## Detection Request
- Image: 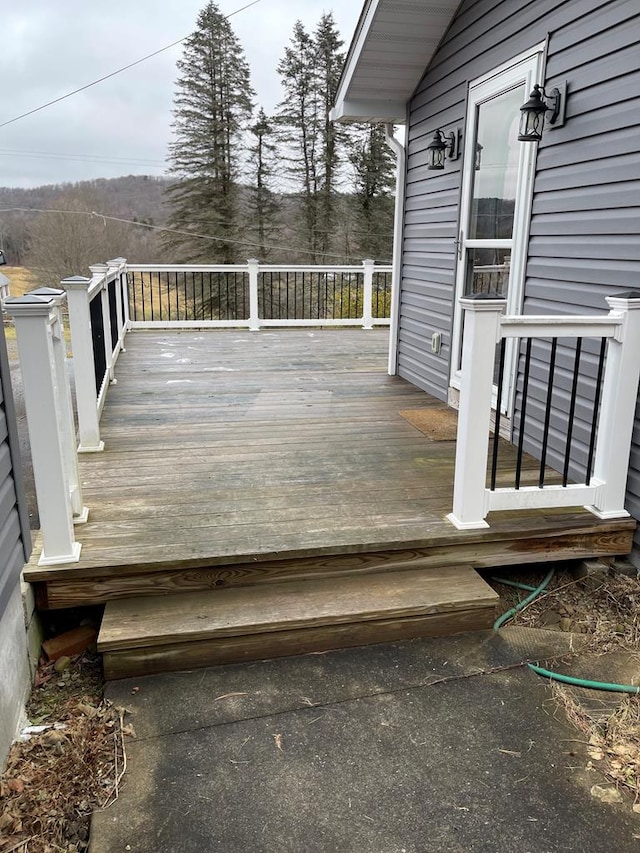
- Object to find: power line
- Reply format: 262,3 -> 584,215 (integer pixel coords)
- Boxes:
0,0 -> 263,130
0,148 -> 166,168
0,207 -> 391,264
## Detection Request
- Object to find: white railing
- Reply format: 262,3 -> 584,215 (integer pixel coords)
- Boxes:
62,258 -> 129,453
4,289 -> 88,565
448,293 -> 640,529
126,259 -> 392,330
6,257 -> 392,565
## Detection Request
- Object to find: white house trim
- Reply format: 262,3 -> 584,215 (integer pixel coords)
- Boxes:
332,0 -> 459,124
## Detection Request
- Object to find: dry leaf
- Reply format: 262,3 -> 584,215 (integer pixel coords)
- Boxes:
590,784 -> 623,804
273,733 -> 283,751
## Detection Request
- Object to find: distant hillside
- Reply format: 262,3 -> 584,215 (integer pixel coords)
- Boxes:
0,175 -> 173,265
0,174 -> 173,224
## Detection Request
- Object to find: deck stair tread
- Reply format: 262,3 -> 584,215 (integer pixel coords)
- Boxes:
98,565 -> 499,662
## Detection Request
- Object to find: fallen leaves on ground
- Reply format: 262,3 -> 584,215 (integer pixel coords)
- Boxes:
0,653 -> 127,853
491,567 -> 640,807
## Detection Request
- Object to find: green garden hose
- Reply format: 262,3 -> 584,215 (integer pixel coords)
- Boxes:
526,664 -> 640,694
492,568 -> 555,631
491,569 -> 640,695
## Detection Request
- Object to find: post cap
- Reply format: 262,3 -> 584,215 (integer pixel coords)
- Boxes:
29,287 -> 65,297
28,287 -> 67,307
459,292 -> 507,312
61,275 -> 91,283
607,290 -> 640,302
4,294 -> 57,317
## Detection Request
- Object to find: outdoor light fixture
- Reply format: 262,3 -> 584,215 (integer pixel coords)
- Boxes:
427,128 -> 461,170
518,82 -> 566,142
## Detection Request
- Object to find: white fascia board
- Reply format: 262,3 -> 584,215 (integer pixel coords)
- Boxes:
330,99 -> 407,124
333,0 -> 381,122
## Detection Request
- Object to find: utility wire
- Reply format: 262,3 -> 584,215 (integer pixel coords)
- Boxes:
0,207 -> 391,264
0,148 -> 166,168
0,0 -> 263,130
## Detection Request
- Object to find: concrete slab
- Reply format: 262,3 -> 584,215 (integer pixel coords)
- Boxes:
91,631 -> 637,853
104,627 -> 583,740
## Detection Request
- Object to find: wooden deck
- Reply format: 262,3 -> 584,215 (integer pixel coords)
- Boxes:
26,328 -> 635,611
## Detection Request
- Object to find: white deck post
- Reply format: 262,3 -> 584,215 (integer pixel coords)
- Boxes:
362,259 -> 374,329
247,258 -> 260,331
62,274 -> 104,452
587,292 -> 640,519
4,292 -> 83,565
447,295 -> 506,529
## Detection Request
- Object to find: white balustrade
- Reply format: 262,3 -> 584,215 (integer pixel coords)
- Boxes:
125,259 -> 392,329
62,259 -> 129,452
448,292 -> 640,529
4,289 -> 87,566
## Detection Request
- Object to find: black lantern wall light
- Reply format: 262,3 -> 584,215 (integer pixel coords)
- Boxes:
518,81 -> 567,142
426,127 -> 461,170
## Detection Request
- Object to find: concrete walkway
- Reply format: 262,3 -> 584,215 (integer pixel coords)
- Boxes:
91,628 -> 638,852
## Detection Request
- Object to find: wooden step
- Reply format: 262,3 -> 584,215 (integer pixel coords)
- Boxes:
98,565 -> 500,679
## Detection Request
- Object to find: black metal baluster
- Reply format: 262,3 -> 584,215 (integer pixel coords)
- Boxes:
173,271 -> 177,320
490,338 -> 507,491
586,337 -> 607,486
132,272 -> 138,321
149,272 -> 155,321
562,338 -> 583,487
332,274 -> 337,319
108,279 -> 118,350
515,337 -> 533,490
538,338 -> 558,488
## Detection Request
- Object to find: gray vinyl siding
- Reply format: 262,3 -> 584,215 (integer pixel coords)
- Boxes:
514,0 -> 640,534
0,324 -> 30,619
399,0 -> 640,537
398,0 -> 638,397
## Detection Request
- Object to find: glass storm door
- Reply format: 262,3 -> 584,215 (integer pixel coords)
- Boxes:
451,49 -> 543,414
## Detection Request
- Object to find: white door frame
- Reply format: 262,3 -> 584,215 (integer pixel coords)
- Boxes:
450,44 -> 545,417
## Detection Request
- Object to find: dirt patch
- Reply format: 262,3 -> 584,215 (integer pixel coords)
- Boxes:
489,564 -> 640,806
0,653 -> 128,853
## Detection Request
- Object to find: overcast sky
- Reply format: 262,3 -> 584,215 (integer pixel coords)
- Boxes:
1,0 -> 362,188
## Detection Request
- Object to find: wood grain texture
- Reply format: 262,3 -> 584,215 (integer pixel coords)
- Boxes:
23,329 -> 635,608
98,565 -> 499,651
101,606 -> 497,680
43,527 -> 633,609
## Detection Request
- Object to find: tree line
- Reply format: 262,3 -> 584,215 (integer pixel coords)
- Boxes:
164,2 -> 395,265
0,2 -> 395,284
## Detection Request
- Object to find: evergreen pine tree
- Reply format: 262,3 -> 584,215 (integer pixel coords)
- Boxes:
276,13 -> 347,262
247,108 -> 279,260
165,2 -> 254,264
313,13 -> 346,259
276,21 -> 319,260
349,124 -> 396,261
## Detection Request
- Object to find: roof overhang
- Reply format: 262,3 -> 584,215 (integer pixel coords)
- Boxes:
331,0 -> 460,123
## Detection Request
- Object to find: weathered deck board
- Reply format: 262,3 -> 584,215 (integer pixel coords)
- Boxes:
99,565 -> 500,678
24,329 -> 635,608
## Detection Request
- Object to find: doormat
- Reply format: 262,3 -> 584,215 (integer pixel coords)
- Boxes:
399,407 -> 458,441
